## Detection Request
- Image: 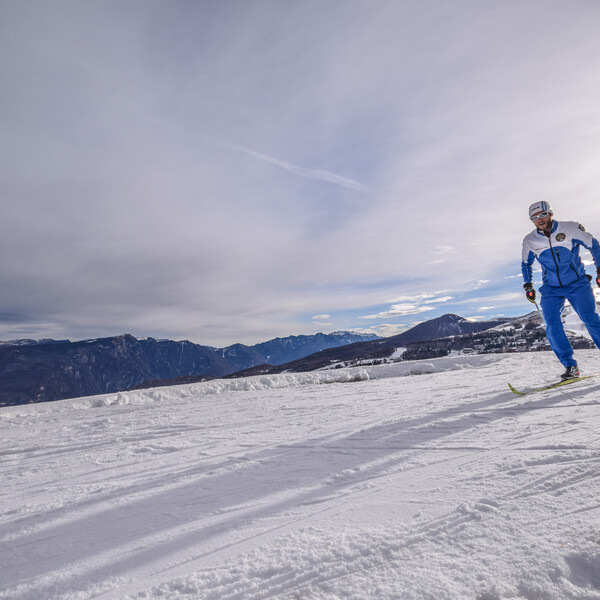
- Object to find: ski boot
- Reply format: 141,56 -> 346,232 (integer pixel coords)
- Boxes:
561,365 -> 580,380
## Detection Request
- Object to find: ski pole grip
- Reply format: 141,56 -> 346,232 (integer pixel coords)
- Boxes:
523,283 -> 536,303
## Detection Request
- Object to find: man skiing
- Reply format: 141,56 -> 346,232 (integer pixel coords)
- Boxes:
522,201 -> 600,379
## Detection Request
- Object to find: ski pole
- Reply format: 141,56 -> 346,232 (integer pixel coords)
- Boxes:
533,300 -> 545,325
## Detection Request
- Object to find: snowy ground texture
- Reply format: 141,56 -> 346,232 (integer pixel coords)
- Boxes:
2,350 -> 600,600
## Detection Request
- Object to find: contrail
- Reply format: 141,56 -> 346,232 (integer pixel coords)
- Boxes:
140,116 -> 372,193
228,143 -> 372,194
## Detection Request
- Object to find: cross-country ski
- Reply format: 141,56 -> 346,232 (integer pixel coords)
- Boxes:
508,373 -> 598,396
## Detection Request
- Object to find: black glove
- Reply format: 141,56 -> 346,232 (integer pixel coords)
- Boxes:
597,268 -> 600,287
523,282 -> 536,303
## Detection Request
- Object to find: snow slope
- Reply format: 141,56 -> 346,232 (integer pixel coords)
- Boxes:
2,351 -> 600,600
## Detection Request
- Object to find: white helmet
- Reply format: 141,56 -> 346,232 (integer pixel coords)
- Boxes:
528,201 -> 553,218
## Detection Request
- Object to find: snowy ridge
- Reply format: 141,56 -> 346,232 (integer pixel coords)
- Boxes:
2,351 -> 600,599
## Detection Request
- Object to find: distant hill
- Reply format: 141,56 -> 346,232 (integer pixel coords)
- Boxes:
137,314 -> 514,384
228,310 -> 595,377
0,331 -> 378,406
225,314 -> 511,375
215,331 -> 378,371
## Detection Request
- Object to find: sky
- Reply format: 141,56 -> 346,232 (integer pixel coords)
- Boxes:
2,0 -> 600,347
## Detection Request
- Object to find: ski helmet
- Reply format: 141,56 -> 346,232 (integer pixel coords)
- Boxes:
528,201 -> 553,218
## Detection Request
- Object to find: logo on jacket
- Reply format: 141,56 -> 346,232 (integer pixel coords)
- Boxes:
556,233 -> 566,242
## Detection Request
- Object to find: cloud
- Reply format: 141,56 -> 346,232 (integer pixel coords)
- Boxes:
2,1 -> 600,345
356,324 -> 409,337
423,296 -> 454,304
386,292 -> 449,304
359,304 -> 436,320
455,292 -> 523,305
359,292 -> 454,320
312,314 -> 331,320
430,245 -> 456,264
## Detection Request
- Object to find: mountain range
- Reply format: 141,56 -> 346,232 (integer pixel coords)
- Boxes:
142,311 -> 595,382
0,331 -> 376,407
223,313 -> 512,376
2,310 -> 594,407
246,309 -> 594,376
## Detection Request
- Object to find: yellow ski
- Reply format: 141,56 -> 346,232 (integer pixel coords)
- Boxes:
508,374 -> 597,396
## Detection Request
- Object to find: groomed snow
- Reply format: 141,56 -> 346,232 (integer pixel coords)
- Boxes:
2,351 -> 600,599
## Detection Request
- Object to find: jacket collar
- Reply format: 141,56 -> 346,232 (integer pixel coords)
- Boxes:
536,220 -> 558,236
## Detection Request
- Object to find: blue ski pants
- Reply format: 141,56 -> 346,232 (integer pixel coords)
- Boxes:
540,276 -> 600,367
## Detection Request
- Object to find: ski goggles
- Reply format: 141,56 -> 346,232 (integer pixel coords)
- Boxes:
530,210 -> 551,222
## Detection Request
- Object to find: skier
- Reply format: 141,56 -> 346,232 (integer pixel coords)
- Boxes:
521,201 -> 600,379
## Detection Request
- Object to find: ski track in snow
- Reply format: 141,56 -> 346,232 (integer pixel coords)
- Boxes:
2,352 -> 600,599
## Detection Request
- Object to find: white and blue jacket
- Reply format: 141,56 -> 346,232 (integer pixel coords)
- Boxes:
521,220 -> 600,288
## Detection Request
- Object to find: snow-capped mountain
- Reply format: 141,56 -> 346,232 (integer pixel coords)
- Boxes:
0,338 -> 69,346
219,331 -> 379,371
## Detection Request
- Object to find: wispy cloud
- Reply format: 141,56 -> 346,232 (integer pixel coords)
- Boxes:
454,292 -> 522,305
386,292 -> 450,304
359,304 -> 436,320
360,292 -> 454,320
430,245 -> 456,264
356,323 -> 410,337
228,143 -> 373,193
423,296 -> 454,304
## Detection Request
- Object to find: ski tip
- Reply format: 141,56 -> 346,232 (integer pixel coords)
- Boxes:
508,383 -> 526,395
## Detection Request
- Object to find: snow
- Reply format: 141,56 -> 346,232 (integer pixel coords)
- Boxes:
2,351 -> 600,600
390,347 -> 407,360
